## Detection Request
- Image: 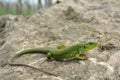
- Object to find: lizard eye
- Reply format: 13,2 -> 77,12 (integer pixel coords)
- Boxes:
89,42 -> 93,45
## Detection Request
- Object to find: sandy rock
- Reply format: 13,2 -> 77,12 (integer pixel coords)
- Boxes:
0,0 -> 120,80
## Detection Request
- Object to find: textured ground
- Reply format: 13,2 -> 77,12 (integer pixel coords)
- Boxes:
0,0 -> 120,80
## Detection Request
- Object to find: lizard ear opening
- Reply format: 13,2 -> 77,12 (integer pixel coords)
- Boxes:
88,42 -> 95,45
84,45 -> 86,48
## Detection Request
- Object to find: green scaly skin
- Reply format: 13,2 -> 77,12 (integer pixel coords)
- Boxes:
8,42 -> 98,76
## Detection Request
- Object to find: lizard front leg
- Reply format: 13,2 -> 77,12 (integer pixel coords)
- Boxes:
75,54 -> 88,60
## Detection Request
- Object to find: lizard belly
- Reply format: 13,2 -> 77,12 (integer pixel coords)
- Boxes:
51,50 -> 79,60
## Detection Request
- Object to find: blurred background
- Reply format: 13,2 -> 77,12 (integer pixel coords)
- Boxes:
0,0 -> 58,16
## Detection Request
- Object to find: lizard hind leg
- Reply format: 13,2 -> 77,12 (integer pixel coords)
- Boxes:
46,52 -> 54,61
56,45 -> 66,49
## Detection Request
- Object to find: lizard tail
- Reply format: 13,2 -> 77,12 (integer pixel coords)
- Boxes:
9,47 -> 49,63
9,62 -> 57,76
8,48 -> 57,76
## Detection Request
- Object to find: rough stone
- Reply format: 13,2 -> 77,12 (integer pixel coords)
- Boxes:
0,0 -> 120,80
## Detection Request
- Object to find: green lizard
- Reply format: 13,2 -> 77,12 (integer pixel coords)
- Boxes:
9,42 -> 98,76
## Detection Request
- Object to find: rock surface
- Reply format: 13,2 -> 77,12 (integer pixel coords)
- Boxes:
0,0 -> 120,80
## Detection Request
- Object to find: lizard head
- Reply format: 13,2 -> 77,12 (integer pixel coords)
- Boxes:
83,42 -> 98,52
